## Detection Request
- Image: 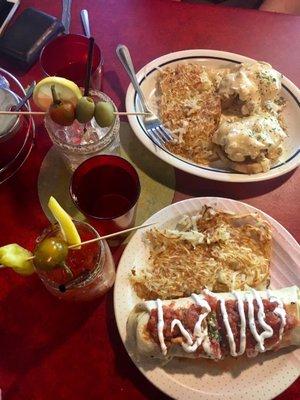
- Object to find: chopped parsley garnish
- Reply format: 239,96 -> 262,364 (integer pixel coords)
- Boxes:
208,312 -> 220,342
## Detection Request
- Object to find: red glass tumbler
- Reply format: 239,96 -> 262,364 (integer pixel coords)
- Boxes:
40,34 -> 103,89
70,155 -> 141,245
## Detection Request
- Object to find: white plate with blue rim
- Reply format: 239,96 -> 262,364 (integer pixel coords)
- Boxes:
125,49 -> 300,183
113,197 -> 300,400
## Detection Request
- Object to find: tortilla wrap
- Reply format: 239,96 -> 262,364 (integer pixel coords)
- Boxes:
127,286 -> 300,359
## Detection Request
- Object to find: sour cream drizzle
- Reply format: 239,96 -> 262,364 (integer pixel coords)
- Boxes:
171,320 -> 193,345
246,290 -> 273,353
156,299 -> 167,355
267,289 -> 287,342
180,294 -> 212,355
153,289 -> 286,357
191,294 -> 211,337
219,297 -> 237,356
233,291 -> 247,355
205,289 -> 247,356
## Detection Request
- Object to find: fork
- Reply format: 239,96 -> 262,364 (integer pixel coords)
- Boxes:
116,44 -> 174,146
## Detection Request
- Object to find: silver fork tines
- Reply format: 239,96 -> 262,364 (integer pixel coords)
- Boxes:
148,127 -> 172,145
144,113 -> 174,145
116,44 -> 174,147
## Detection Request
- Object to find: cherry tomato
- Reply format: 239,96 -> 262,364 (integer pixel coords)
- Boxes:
49,85 -> 76,126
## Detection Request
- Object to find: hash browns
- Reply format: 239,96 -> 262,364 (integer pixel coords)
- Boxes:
131,207 -> 272,300
158,64 -> 222,164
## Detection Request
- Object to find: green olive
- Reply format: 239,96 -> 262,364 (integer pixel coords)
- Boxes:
94,101 -> 115,128
76,96 -> 95,123
33,237 -> 68,271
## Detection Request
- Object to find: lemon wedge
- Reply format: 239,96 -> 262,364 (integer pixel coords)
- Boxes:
0,244 -> 35,275
48,196 -> 81,247
33,77 -> 82,111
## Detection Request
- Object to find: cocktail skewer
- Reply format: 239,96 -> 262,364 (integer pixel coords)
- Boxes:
69,222 -> 154,249
0,111 -> 46,115
115,111 -> 150,116
0,110 -> 151,116
26,222 -> 154,260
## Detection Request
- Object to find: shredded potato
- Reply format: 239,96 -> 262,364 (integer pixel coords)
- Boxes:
158,64 -> 222,164
131,207 -> 271,300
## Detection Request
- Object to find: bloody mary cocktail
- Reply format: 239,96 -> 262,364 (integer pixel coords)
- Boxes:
36,220 -> 115,301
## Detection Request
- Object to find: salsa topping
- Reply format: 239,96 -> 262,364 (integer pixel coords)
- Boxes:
146,289 -> 296,359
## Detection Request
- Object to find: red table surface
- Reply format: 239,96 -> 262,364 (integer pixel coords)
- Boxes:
0,1 -> 299,399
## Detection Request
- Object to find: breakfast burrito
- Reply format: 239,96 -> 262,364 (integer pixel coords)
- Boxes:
127,286 -> 300,360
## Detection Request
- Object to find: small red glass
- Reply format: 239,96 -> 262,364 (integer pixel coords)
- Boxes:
40,34 -> 103,89
70,155 -> 141,245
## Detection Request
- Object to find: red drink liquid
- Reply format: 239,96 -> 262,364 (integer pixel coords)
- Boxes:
36,221 -> 115,301
74,165 -> 137,218
39,224 -> 99,283
94,193 -> 131,218
55,62 -> 95,89
40,34 -> 102,89
70,156 -> 141,243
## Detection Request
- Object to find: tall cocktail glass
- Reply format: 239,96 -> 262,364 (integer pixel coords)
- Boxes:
35,221 -> 115,301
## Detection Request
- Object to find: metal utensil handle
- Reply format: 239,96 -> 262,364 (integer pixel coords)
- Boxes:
116,44 -> 149,112
14,81 -> 36,111
62,0 -> 72,34
0,75 -> 9,89
80,9 -> 91,38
